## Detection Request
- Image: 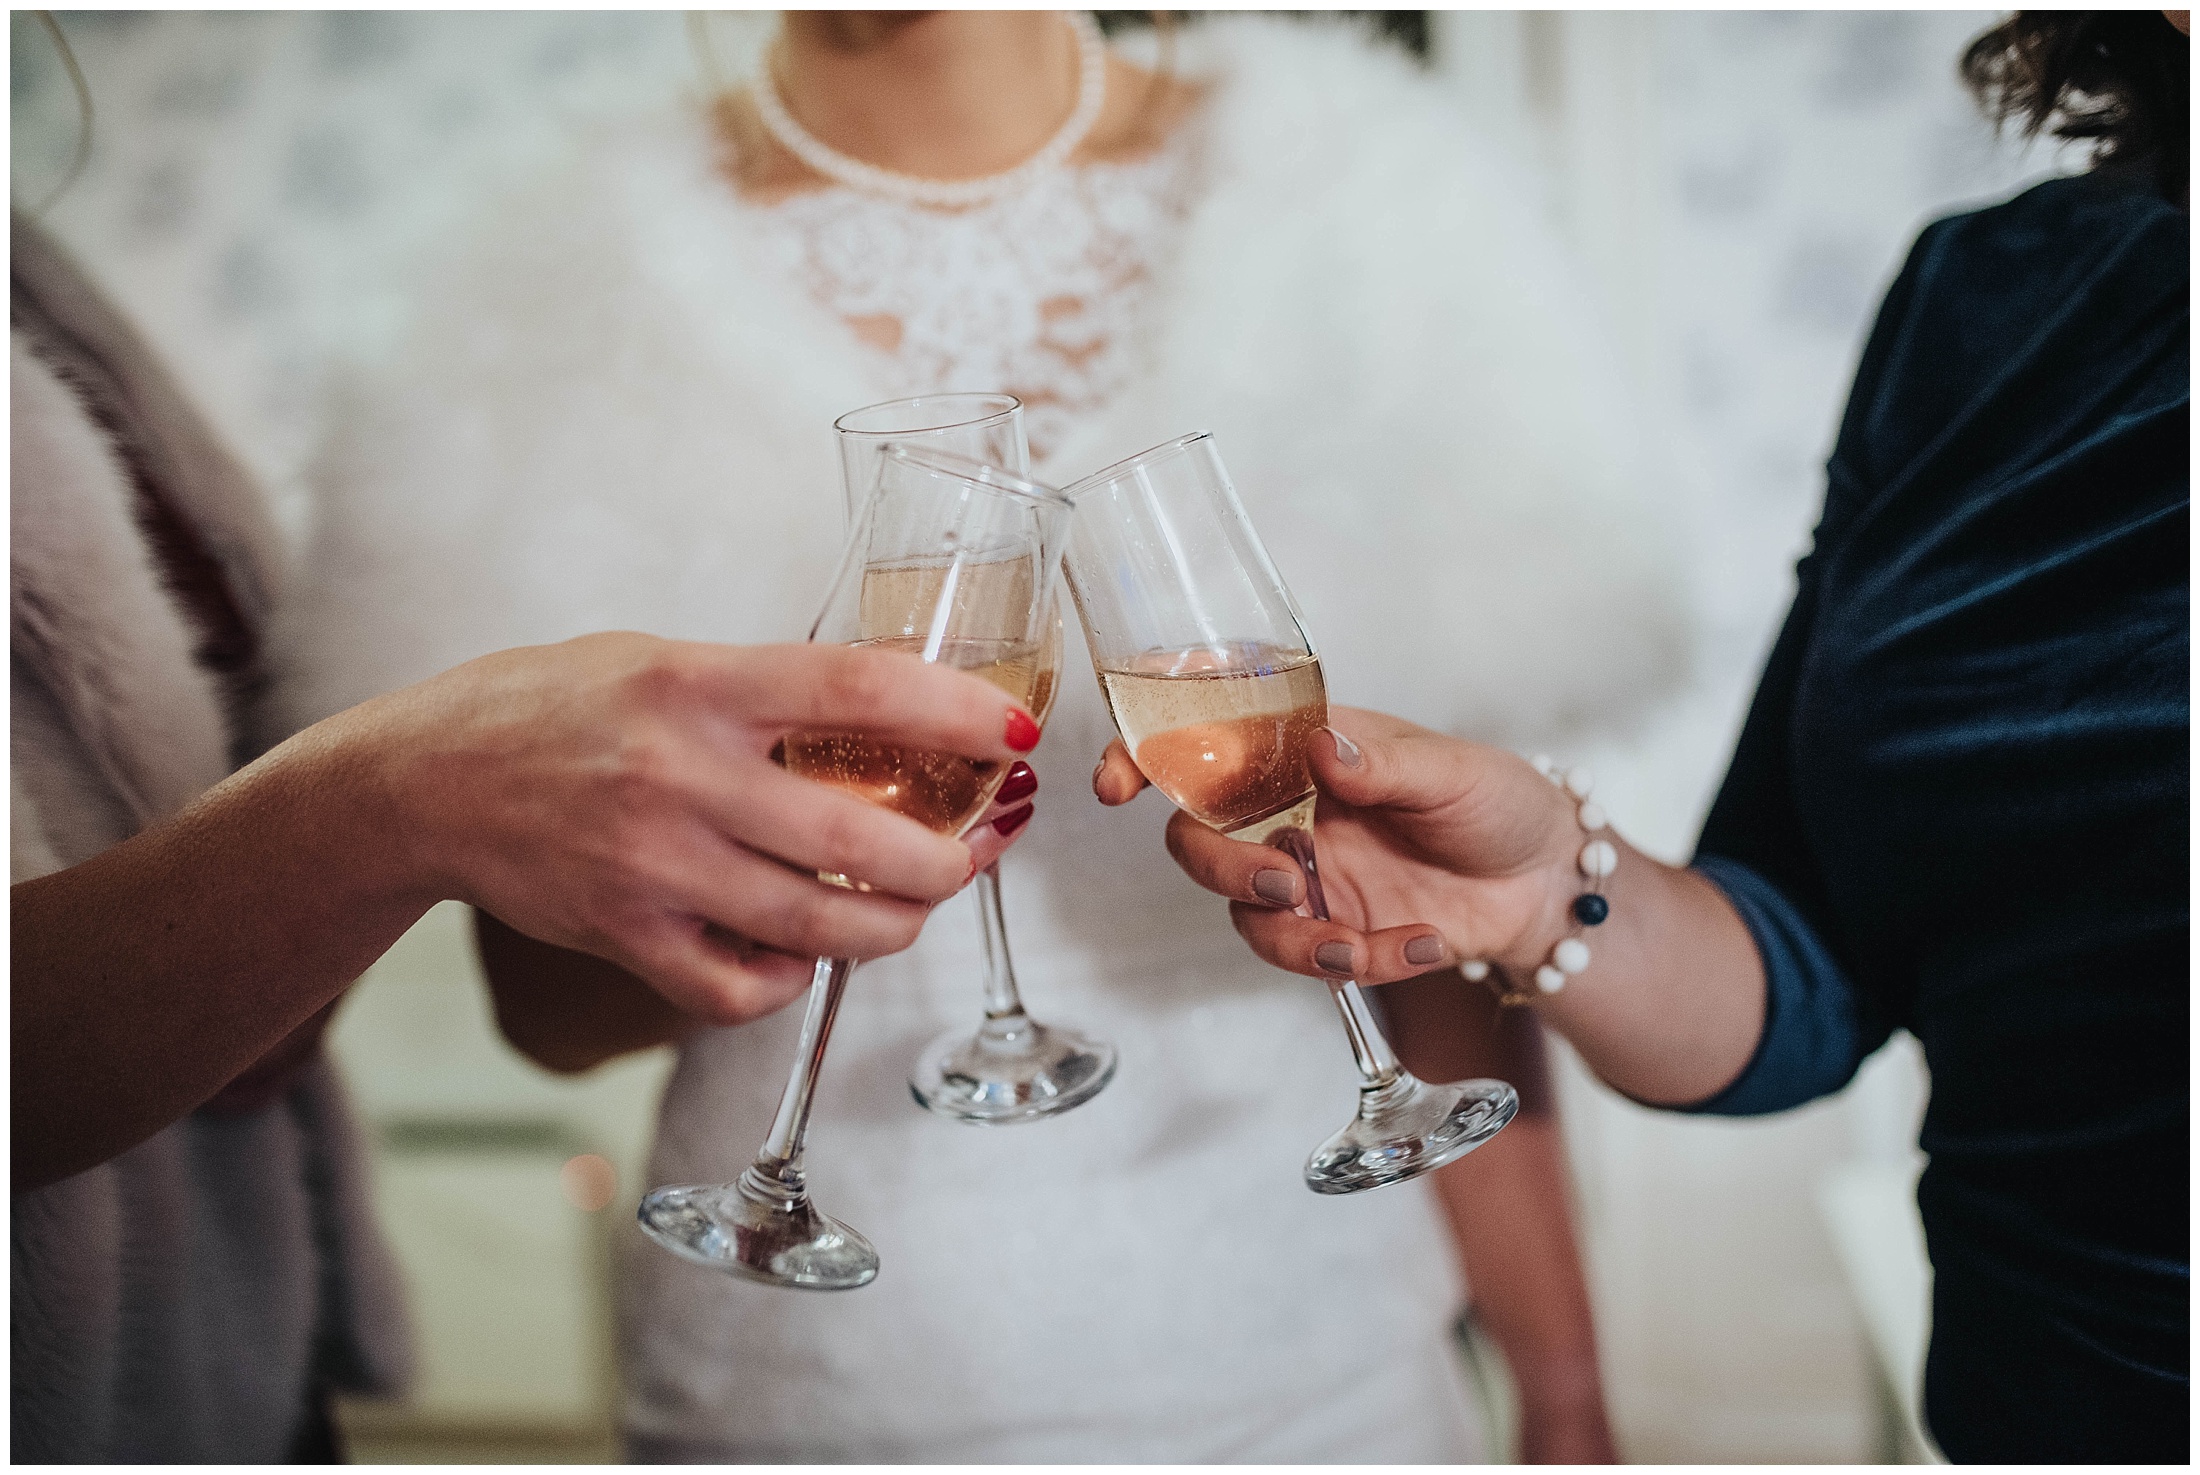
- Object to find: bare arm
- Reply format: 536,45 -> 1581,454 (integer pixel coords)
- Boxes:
15,634 -> 1037,1188
1100,708 -> 1766,1111
14,726 -> 440,1188
1382,977 -> 1617,1463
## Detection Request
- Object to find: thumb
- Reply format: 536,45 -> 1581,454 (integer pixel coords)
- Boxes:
1308,712 -> 1481,815
1311,713 -> 1572,876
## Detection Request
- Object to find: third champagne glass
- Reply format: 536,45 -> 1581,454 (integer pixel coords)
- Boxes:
636,447 -> 1070,1286
1061,432 -> 1519,1194
835,395 -> 1117,1125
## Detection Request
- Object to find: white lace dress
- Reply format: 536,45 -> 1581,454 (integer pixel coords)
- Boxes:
752,126 -> 1200,466
618,113 -> 1488,1469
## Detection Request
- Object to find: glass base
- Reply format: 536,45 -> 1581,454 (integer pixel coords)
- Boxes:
908,1014 -> 1118,1125
636,1168 -> 878,1290
1304,1075 -> 1519,1195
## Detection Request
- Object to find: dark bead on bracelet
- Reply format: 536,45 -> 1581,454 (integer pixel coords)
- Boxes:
1572,893 -> 1609,926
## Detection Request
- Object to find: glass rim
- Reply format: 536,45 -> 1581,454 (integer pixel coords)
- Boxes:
833,392 -> 1023,440
1061,430 -> 1215,501
881,443 -> 1072,511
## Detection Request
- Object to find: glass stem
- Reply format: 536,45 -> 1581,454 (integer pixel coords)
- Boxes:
1271,826 -> 1405,1091
974,863 -> 1029,1022
745,955 -> 855,1203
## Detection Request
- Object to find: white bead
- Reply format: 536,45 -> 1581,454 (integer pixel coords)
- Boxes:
1459,960 -> 1491,982
1531,753 -> 1555,778
1578,801 -> 1608,832
1564,767 -> 1595,799
1579,839 -> 1618,878
1535,965 -> 1568,994
1553,937 -> 1591,974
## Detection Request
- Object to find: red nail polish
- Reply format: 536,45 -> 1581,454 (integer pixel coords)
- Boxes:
991,803 -> 1035,838
1004,708 -> 1040,753
996,761 -> 1038,804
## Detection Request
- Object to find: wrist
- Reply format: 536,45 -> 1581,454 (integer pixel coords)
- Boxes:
1474,757 -> 1619,995
294,695 -> 457,915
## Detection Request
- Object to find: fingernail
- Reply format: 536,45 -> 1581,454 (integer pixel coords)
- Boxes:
1252,869 -> 1300,907
1405,935 -> 1447,966
1315,942 -> 1357,977
997,761 -> 1038,804
1005,708 -> 1041,753
991,803 -> 1034,838
1323,726 -> 1362,767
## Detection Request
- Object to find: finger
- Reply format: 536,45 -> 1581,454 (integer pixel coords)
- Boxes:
1226,901 -> 1374,981
616,916 -> 818,1027
1093,739 -> 1149,806
1163,809 -> 1304,908
704,755 -> 976,902
957,759 -> 1040,877
1313,710 -> 1566,870
1229,911 -> 1453,986
1358,923 -> 1458,983
1309,710 -> 1494,815
962,799 -> 1035,875
992,759 -> 1040,810
705,642 -> 1038,761
647,820 -> 937,962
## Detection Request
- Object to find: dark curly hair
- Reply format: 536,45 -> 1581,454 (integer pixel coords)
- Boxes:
1961,11 -> 2189,200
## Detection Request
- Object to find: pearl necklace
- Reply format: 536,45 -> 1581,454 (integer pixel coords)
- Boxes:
754,11 -> 1109,210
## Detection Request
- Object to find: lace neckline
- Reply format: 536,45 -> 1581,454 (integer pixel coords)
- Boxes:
744,129 -> 1201,464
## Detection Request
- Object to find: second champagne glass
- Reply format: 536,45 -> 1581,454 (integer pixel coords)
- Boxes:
834,395 -> 1117,1125
636,447 -> 1071,1287
1061,432 -> 1519,1195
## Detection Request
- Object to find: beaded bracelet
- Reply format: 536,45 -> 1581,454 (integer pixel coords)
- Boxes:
1461,755 -> 1614,1007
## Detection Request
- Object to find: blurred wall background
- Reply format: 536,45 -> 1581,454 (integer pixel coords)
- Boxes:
12,10 -> 2063,1463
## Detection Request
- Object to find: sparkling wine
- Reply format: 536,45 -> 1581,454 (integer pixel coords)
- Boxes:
849,555 -> 1058,729
785,634 -> 1053,837
857,557 -> 1036,651
1097,643 -> 1327,839
1030,612 -> 1065,726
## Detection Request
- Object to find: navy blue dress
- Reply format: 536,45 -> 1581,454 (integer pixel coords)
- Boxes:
1686,168 -> 2188,1462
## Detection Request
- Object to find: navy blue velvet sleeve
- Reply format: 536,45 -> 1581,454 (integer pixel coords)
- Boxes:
1663,204 -> 1944,1116
1683,856 -> 1880,1115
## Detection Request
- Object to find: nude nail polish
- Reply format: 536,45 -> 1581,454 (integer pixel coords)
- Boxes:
1315,941 -> 1356,977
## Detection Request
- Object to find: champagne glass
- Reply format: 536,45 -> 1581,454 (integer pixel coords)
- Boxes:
637,447 -> 1071,1286
835,395 -> 1117,1125
1060,432 -> 1519,1194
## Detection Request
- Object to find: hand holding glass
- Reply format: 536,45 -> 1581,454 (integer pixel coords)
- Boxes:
1061,432 -> 1518,1194
636,446 -> 1070,1287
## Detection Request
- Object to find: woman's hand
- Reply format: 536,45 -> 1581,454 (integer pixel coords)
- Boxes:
1094,706 -> 1581,983
480,756 -> 1046,1076
1096,703 -> 1767,1108
14,631 -> 1042,1187
346,632 -> 1040,1028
